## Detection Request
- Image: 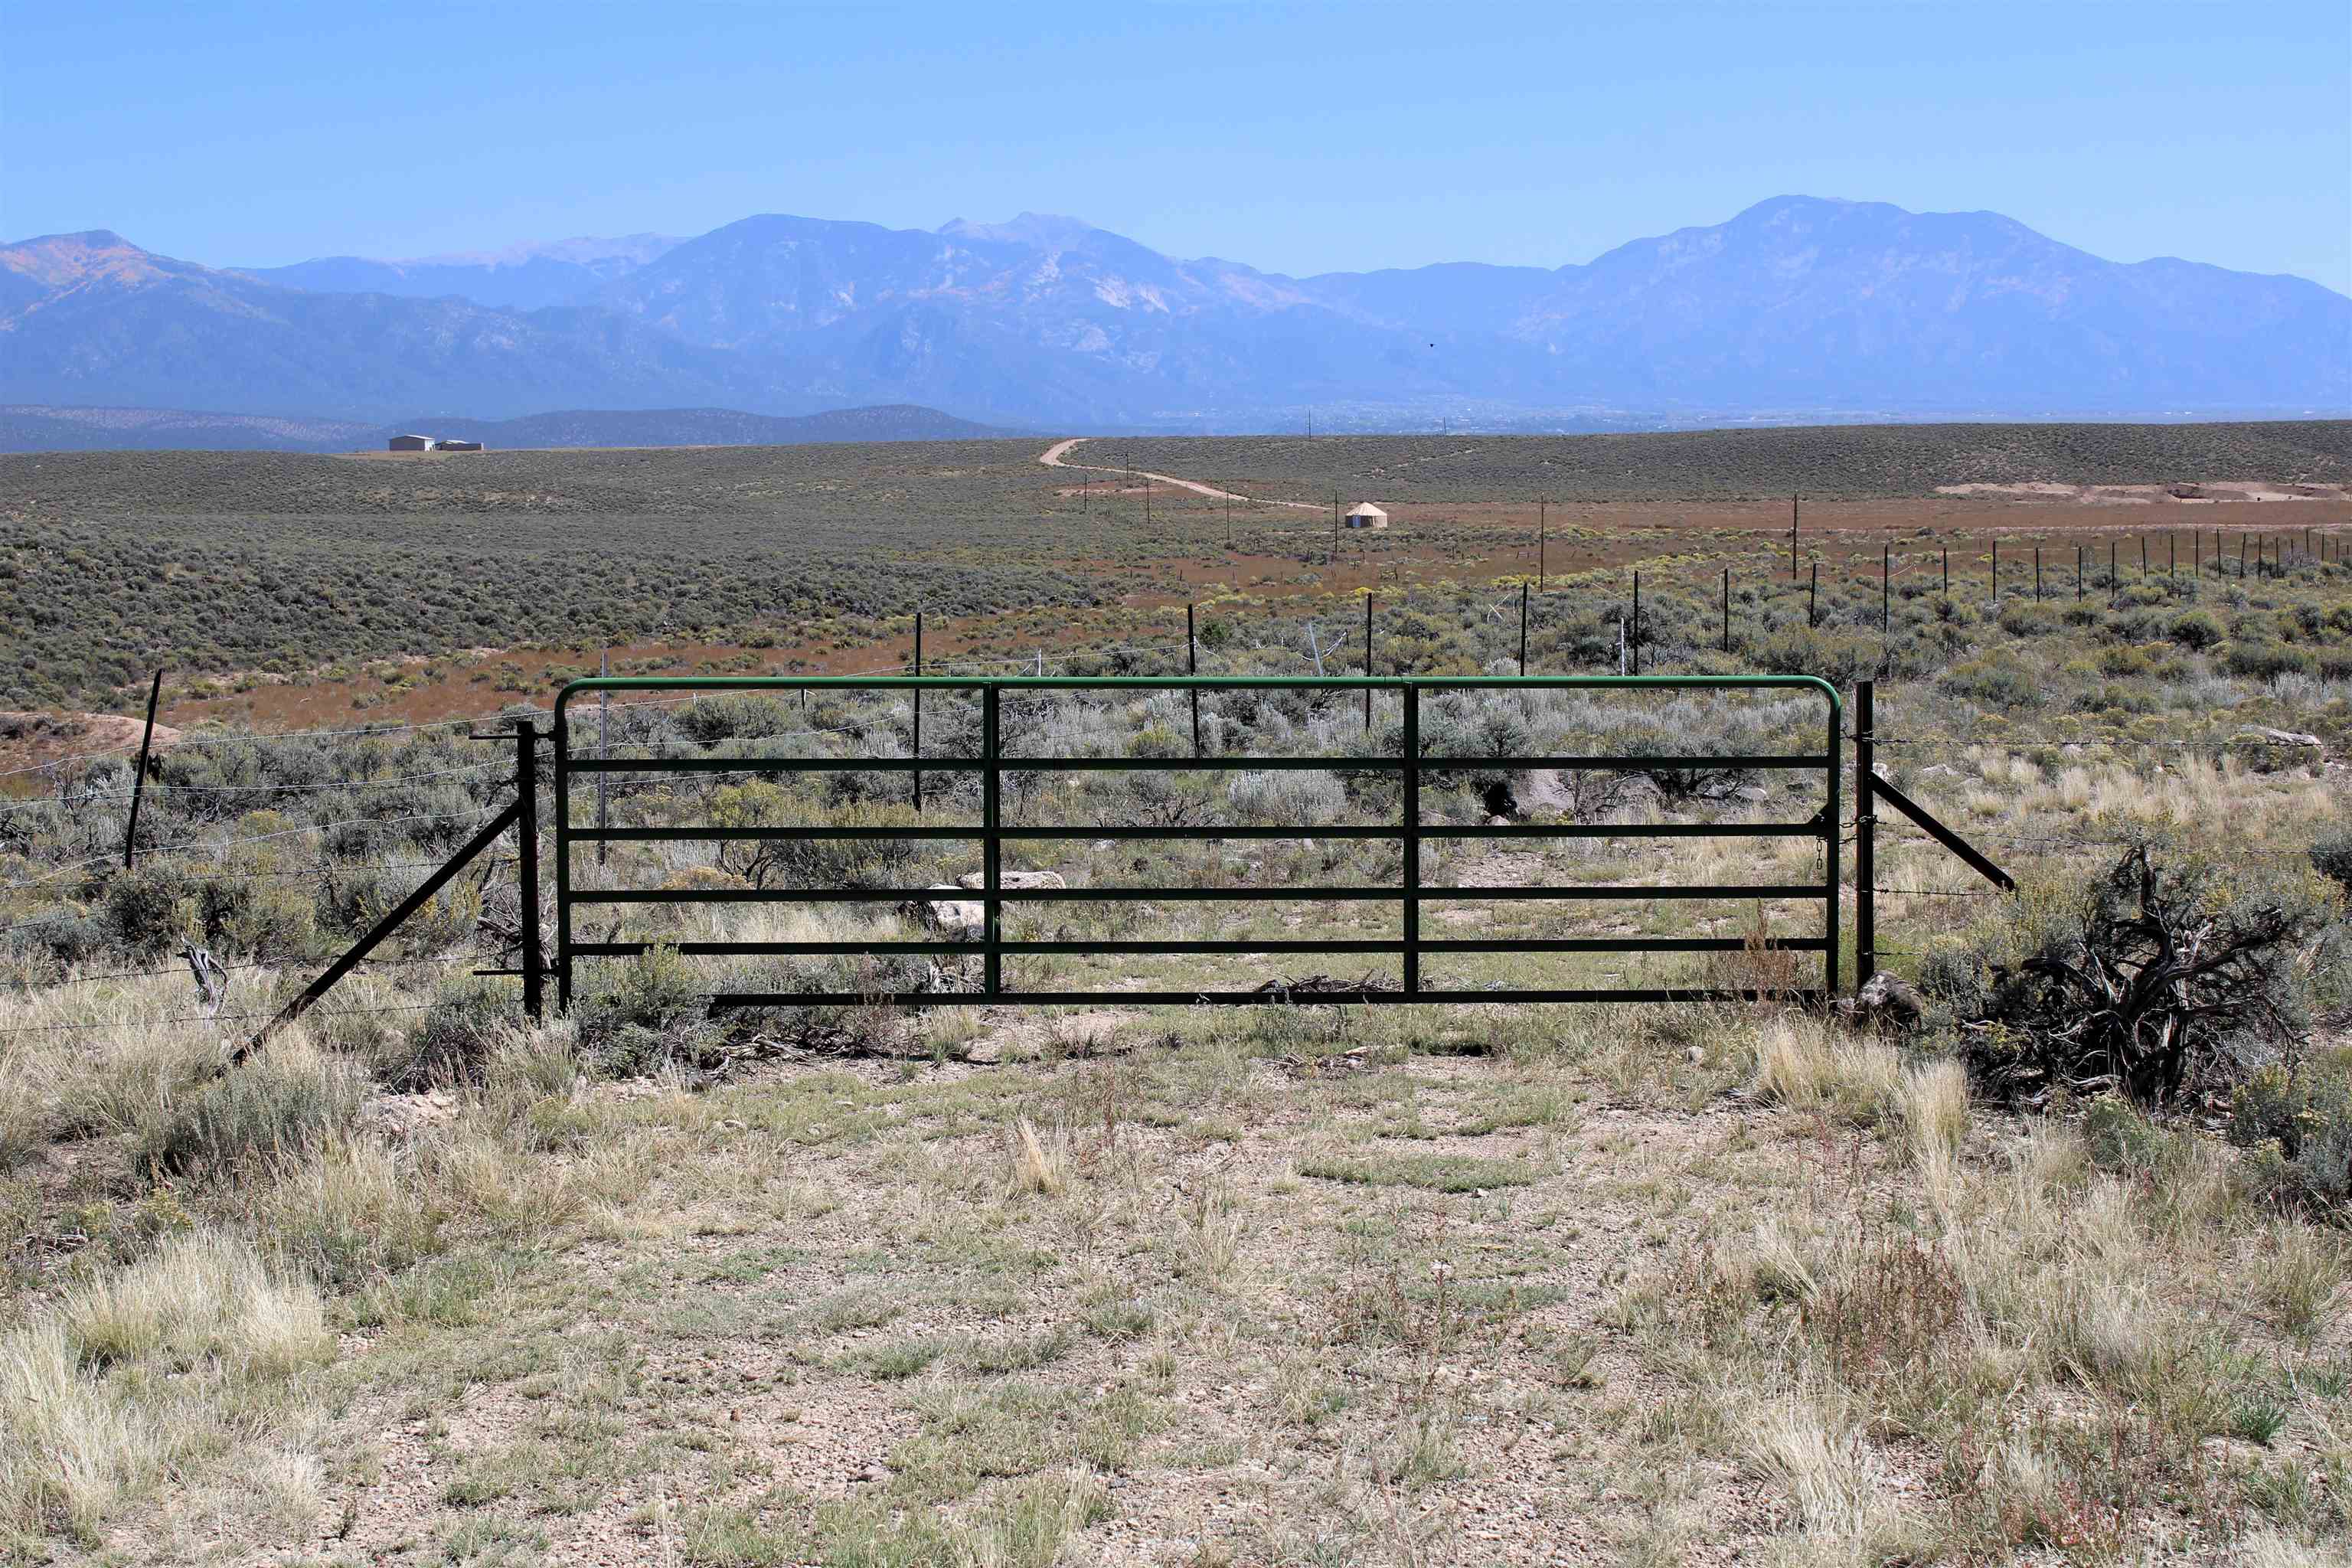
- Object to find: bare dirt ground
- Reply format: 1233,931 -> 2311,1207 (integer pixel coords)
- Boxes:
0,710 -> 181,773
124,1020 -> 1857,1566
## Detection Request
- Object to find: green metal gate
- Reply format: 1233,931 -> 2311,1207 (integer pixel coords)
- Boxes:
551,675 -> 1841,1009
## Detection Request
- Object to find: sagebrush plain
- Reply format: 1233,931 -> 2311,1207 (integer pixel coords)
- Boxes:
2,422 -> 2350,1566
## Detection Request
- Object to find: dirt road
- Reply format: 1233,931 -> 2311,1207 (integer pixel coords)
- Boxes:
1037,436 -> 1321,511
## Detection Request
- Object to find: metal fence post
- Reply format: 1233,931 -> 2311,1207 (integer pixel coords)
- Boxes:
1988,537 -> 1997,609
1187,603 -> 1201,756
124,669 -> 162,871
1723,567 -> 1731,653
1402,684 -> 1420,995
554,701 -> 572,1010
1855,679 -> 1875,997
2034,546 -> 2042,603
1518,583 -> 1529,675
1364,588 -> 1375,731
515,721 -> 544,1024
1808,562 -> 1818,627
1824,686 -> 1842,1001
1630,572 -> 1641,677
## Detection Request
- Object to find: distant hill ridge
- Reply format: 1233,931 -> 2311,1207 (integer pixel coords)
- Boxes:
0,403 -> 1016,453
4,197 -> 2346,428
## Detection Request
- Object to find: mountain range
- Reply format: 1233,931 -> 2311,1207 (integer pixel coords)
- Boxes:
3,198 -> 2344,432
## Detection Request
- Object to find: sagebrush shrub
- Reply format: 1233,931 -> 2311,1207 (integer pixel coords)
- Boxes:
2230,1051 -> 2352,1214
2309,833 -> 2352,898
102,867 -> 197,957
136,1042 -> 363,1181
571,943 -> 715,1076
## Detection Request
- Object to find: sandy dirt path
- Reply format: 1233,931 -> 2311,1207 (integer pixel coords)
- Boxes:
1038,436 -> 1321,510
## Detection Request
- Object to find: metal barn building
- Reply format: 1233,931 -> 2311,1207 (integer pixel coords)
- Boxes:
387,434 -> 435,452
437,439 -> 484,452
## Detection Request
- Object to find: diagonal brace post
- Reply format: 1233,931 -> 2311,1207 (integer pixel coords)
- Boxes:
230,799 -> 521,1067
1871,775 -> 2015,892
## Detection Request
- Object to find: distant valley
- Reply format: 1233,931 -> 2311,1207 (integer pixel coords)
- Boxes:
0,402 -> 1015,454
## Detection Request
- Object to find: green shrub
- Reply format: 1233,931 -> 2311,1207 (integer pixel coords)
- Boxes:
572,944 -> 715,1076
2230,1051 -> 2352,1213
194,875 -> 317,962
2168,610 -> 2223,650
707,786 -> 940,890
387,982 -> 517,1091
2224,642 -> 2317,680
674,693 -> 792,744
2312,834 -> 2352,898
136,1044 -> 364,1181
1940,652 -> 2043,710
5,910 -> 106,968
2082,1096 -> 2173,1174
103,865 -> 198,956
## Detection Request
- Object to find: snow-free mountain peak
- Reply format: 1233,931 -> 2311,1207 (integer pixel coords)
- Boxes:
5,198 -> 2344,427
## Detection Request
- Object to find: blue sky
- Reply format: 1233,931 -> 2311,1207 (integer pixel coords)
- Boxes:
7,0 -> 2347,293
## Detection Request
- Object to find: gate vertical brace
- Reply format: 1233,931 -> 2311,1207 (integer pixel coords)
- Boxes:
982,684 -> 1001,1001
1187,603 -> 1201,756
515,722 -> 544,1024
1630,572 -> 1642,677
554,701 -> 573,1010
912,612 -> 924,815
1855,680 -> 1876,997
1823,687 -> 1842,1002
1402,684 -> 1420,996
596,652 -> 610,865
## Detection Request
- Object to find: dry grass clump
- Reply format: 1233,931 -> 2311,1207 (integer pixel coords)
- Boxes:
1,1231 -> 331,1547
1006,1116 -> 1070,1197
1631,1096 -> 2352,1559
1749,1014 -> 1900,1121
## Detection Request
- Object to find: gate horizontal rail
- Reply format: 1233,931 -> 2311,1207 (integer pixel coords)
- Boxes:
553,675 -> 1841,1010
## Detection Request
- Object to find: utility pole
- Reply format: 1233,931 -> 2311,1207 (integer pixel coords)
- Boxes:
1537,498 -> 1547,592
